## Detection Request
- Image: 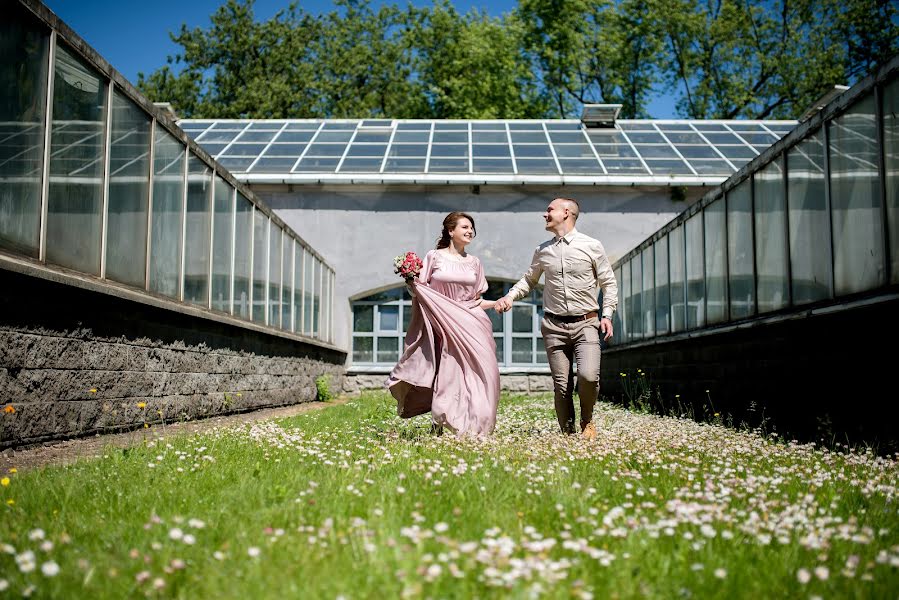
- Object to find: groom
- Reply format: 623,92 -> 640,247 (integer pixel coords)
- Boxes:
495,197 -> 618,440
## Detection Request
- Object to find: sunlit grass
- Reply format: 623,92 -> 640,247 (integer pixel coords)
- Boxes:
1,392 -> 897,598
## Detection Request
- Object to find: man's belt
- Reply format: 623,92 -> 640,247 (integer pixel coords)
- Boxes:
544,310 -> 598,323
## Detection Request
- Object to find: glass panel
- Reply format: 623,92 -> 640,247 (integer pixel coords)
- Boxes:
281,235 -> 291,330
149,128 -> 183,298
641,247 -> 654,338
379,305 -> 399,331
211,175 -> 232,313
884,78 -> 899,283
353,337 -> 373,363
704,199 -> 727,324
512,305 -> 533,332
728,180 -> 755,319
0,8 -> 48,257
511,337 -> 532,363
494,336 -> 504,363
829,93 -> 884,294
252,210 -> 267,322
754,157 -> 788,313
292,244 -> 303,332
313,258 -> 321,337
46,43 -> 106,275
106,90 -> 150,288
630,255 -> 643,339
268,224 -> 282,327
654,237 -> 670,334
233,193 -> 252,318
686,214 -> 705,328
488,309 -> 503,333
515,158 -> 558,174
402,303 -> 412,332
669,225 -> 686,332
183,155 -> 211,306
787,131 -> 832,304
377,337 -> 399,363
304,251 -> 315,334
620,261 -> 630,342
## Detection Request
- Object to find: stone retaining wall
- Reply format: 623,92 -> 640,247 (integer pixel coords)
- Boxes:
343,373 -> 553,395
0,267 -> 346,448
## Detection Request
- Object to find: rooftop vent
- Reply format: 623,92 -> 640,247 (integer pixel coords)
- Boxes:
581,104 -> 622,128
798,85 -> 849,122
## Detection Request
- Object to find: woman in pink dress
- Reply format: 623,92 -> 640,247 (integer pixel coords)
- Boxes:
387,212 -> 500,435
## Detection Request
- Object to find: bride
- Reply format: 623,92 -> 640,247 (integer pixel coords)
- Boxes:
386,211 -> 500,435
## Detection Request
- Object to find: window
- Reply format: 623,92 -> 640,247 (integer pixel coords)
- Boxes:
106,89 -> 151,288
149,128 -> 184,298
46,42 -> 107,275
351,281 -> 545,367
829,92 -> 884,294
788,130 -> 832,304
754,157 -> 789,313
0,6 -> 48,257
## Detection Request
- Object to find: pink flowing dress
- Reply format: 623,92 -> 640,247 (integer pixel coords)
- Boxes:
387,249 -> 500,435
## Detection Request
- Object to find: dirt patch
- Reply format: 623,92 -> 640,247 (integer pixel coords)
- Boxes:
1,398 -> 350,474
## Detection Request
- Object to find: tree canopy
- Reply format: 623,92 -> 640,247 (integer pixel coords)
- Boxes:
137,0 -> 898,120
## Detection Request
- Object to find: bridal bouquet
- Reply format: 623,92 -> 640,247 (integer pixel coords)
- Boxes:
394,251 -> 423,282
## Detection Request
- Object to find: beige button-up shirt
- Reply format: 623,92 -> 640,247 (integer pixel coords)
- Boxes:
509,228 -> 618,318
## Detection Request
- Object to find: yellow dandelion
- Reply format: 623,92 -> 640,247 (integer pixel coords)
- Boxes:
1,477 -> 9,487
6,499 -> 13,506
144,423 -> 149,428
137,402 -> 147,409
89,388 -> 97,394
8,468 -> 16,474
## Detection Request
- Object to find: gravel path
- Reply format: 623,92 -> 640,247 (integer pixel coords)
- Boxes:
1,398 -> 350,473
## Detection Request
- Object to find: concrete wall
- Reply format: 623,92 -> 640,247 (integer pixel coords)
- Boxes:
599,294 -> 899,451
257,183 -> 704,354
0,266 -> 346,448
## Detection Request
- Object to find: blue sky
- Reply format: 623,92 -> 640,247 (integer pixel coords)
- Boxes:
43,0 -> 679,118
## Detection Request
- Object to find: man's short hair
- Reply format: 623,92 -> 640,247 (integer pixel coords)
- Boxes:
556,197 -> 580,221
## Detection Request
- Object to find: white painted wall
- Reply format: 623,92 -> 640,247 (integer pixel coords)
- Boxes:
255,183 -> 705,358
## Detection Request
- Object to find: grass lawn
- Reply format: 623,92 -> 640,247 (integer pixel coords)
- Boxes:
1,391 -> 897,598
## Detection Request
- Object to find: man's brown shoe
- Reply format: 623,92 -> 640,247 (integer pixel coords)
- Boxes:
581,421 -> 597,441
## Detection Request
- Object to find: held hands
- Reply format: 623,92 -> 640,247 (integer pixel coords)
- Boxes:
494,295 -> 514,313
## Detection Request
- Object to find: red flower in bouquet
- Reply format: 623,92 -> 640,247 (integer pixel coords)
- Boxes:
394,251 -> 423,282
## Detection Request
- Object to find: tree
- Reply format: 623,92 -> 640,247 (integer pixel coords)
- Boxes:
655,0 -> 898,119
406,1 -> 549,118
137,0 -> 321,118
308,0 -> 426,118
516,0 -> 666,118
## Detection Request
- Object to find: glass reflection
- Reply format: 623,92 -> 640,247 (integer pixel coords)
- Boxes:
0,7 -> 48,257
787,131 -> 832,304
46,43 -> 106,274
704,199 -> 727,324
727,180 -> 755,319
183,155 -> 211,306
233,193 -> 252,318
149,128 -> 183,298
754,157 -> 788,313
106,90 -> 150,288
211,175 -> 232,313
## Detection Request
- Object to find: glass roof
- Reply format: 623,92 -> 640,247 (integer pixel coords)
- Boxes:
179,119 -> 797,180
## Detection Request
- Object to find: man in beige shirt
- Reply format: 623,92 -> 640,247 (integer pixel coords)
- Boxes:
495,197 -> 618,439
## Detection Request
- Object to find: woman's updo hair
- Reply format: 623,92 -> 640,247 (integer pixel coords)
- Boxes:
435,211 -> 477,249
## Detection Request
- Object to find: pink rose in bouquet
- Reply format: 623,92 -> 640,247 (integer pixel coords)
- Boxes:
394,251 -> 423,282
